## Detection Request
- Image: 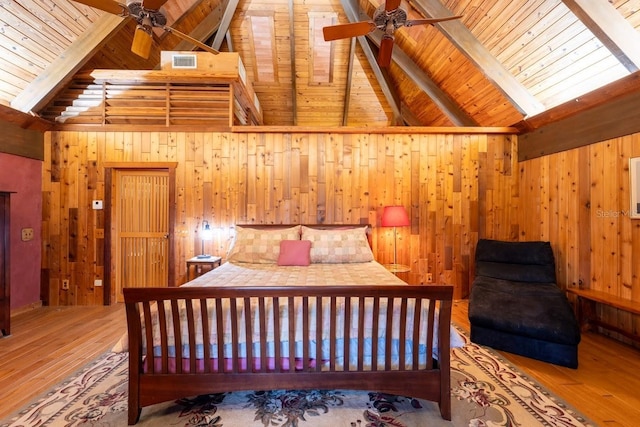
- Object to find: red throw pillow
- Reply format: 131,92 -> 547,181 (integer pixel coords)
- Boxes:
277,240 -> 312,266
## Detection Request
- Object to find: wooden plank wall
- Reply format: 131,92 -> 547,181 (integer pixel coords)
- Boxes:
41,130 -> 518,305
518,132 -> 640,344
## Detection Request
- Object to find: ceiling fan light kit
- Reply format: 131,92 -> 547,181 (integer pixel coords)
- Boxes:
131,24 -> 153,59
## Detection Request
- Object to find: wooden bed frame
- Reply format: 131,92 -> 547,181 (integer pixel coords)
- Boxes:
124,284 -> 453,424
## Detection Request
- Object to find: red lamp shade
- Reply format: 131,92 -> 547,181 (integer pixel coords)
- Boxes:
381,206 -> 410,227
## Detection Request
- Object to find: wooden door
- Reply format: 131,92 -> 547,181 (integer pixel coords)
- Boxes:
113,170 -> 169,302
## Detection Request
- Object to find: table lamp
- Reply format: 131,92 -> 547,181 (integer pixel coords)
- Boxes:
381,205 -> 410,271
197,220 -> 213,258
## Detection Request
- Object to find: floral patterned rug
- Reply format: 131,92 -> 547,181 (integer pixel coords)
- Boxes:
1,328 -> 596,427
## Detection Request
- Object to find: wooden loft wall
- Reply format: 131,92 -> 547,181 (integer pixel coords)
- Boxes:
518,132 -> 640,345
39,52 -> 263,128
41,129 -> 519,305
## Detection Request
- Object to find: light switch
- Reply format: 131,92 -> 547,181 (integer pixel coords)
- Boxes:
92,200 -> 103,210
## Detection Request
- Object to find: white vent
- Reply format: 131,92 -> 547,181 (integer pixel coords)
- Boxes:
172,54 -> 197,69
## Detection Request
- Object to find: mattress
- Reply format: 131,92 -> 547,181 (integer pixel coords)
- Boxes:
116,260 -> 465,369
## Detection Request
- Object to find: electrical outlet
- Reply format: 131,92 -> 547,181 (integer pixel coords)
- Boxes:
426,273 -> 433,282
94,279 -> 103,287
21,227 -> 34,241
62,279 -> 70,290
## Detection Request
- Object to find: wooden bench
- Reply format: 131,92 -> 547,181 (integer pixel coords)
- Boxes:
567,287 -> 640,343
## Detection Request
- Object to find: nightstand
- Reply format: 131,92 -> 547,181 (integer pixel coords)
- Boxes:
186,255 -> 222,281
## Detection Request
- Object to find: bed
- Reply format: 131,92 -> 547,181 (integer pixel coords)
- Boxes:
122,224 -> 462,424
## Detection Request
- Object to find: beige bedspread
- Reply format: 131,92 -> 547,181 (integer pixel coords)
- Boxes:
183,260 -> 407,288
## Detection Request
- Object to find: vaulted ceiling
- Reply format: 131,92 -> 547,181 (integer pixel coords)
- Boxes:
2,0 -> 640,132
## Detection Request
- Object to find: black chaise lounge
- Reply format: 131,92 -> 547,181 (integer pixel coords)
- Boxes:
468,239 -> 581,368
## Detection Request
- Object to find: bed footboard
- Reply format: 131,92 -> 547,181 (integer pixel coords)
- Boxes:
124,285 -> 453,424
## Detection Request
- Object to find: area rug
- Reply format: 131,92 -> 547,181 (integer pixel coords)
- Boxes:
1,328 -> 596,427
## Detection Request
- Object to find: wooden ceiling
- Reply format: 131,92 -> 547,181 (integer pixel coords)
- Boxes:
2,0 -> 640,130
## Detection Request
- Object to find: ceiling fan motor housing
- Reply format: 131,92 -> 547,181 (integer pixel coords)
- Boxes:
127,1 -> 167,27
373,5 -> 408,33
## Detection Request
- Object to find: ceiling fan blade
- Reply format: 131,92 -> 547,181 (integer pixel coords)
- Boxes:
385,0 -> 402,12
131,25 -> 153,59
71,0 -> 128,16
405,15 -> 463,27
378,37 -> 394,67
142,0 -> 170,10
323,21 -> 376,41
162,26 -> 220,55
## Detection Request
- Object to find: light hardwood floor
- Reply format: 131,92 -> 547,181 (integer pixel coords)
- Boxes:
1,300 -> 639,425
0,304 -> 126,421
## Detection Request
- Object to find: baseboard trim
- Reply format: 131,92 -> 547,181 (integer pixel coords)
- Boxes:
11,300 -> 43,317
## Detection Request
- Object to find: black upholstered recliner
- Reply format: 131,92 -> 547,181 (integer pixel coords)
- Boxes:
468,239 -> 581,368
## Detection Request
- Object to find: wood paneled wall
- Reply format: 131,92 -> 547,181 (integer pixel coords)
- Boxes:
41,127 -> 640,344
41,130 -> 518,305
518,132 -> 640,343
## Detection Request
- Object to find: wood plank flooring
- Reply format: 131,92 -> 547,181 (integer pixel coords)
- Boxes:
0,304 -> 126,420
1,300 -> 639,425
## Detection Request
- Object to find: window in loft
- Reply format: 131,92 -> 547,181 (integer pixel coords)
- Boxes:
309,12 -> 336,84
248,13 -> 277,83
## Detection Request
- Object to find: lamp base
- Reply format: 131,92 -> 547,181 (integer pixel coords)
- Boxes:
383,263 -> 411,273
196,254 -> 212,259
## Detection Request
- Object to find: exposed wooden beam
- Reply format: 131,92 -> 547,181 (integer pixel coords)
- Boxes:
518,87 -> 640,160
366,30 -> 477,126
171,4 -> 225,51
0,104 -> 51,132
289,0 -> 297,126
342,37 -> 357,126
336,1 -> 356,125
0,122 -> 44,161
0,105 -> 46,160
343,0 -> 474,125
400,103 -> 424,126
341,0 -> 402,123
10,14 -> 127,114
234,126 -> 517,134
514,70 -> 640,133
211,0 -> 241,51
224,31 -> 234,52
409,0 -> 545,117
169,0 -> 237,54
562,0 -> 640,72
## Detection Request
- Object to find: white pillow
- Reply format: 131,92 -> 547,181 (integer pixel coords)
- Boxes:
301,226 -> 374,263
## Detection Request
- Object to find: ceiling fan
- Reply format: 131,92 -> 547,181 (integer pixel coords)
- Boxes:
72,0 -> 219,59
323,0 -> 461,67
